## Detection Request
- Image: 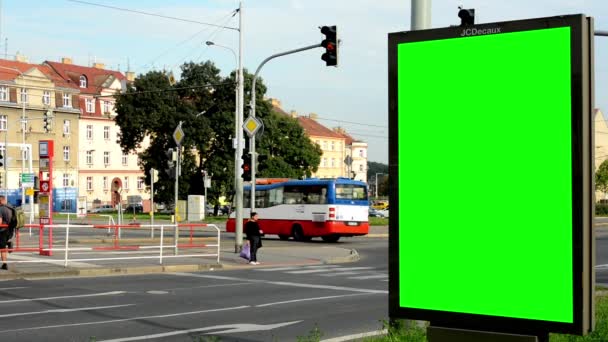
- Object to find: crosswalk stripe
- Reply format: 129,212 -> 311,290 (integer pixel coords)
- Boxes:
348,274 -> 388,280
254,265 -> 339,272
320,271 -> 369,277
286,269 -> 345,274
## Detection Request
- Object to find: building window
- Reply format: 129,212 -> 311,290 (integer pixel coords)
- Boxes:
80,75 -> 87,88
322,141 -> 327,150
123,176 -> 129,190
86,125 -> 93,140
102,176 -> 108,190
63,120 -> 70,135
63,146 -> 70,161
20,88 -> 28,103
316,140 -> 320,146
137,177 -> 144,190
63,93 -> 71,107
86,176 -> 93,191
43,91 -> 51,105
331,141 -> 335,151
122,153 -> 128,166
85,98 -> 94,113
359,164 -> 364,172
359,149 -> 365,157
86,151 -> 93,165
103,152 -> 110,165
103,101 -> 111,114
0,86 -> 8,101
104,126 -> 110,140
63,173 -> 69,187
331,158 -> 335,167
322,158 -> 327,167
0,115 -> 6,131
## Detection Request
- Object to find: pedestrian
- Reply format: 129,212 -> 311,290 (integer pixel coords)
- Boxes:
0,195 -> 12,270
245,211 -> 263,265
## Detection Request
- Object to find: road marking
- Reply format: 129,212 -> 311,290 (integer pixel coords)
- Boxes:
347,274 -> 388,280
321,329 -> 388,342
286,269 -> 348,274
158,282 -> 251,292
0,304 -> 135,318
0,291 -> 126,304
0,305 -> 250,333
254,265 -> 340,272
595,264 -> 608,269
0,287 -> 29,290
98,321 -> 302,342
171,273 -> 388,294
256,293 -> 371,307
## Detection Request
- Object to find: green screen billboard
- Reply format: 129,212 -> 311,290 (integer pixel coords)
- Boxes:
388,14 -> 594,336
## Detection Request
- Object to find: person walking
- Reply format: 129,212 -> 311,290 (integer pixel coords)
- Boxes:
0,195 -> 12,270
245,212 -> 263,265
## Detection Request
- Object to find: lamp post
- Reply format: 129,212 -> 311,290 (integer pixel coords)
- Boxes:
375,173 -> 385,199
0,66 -> 27,210
205,39 -> 243,252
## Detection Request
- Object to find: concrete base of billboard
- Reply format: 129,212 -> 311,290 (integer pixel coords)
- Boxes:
427,326 -> 546,342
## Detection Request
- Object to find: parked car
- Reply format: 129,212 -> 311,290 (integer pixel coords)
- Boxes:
369,207 -> 388,218
123,203 -> 143,213
206,204 -> 215,216
371,201 -> 389,210
88,204 -> 114,213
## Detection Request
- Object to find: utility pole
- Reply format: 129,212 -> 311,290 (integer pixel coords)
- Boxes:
173,121 -> 184,255
411,0 -> 431,30
234,1 -> 245,253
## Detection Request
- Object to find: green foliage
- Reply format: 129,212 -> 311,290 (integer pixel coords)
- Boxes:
596,160 -> 608,195
550,294 -> 608,341
596,203 -> 608,216
364,320 -> 427,342
296,325 -> 323,342
114,62 -> 321,204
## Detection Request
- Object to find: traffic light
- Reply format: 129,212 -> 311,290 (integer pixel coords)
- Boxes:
165,148 -> 176,177
241,153 -> 252,181
320,25 -> 338,67
151,168 -> 159,184
43,110 -> 52,133
458,8 -> 475,26
256,154 -> 268,176
0,152 -> 3,167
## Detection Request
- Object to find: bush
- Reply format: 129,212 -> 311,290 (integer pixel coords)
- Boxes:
596,203 -> 608,216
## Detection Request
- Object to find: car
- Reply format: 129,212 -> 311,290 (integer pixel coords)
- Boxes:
123,203 -> 143,213
371,201 -> 389,210
88,204 -> 115,213
369,207 -> 388,218
206,204 -> 215,216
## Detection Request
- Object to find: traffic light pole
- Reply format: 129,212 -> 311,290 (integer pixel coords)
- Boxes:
247,43 -> 322,211
174,121 -> 182,256
234,1 -> 245,253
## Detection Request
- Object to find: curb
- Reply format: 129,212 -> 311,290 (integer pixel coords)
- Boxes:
366,234 -> 388,238
323,248 -> 360,264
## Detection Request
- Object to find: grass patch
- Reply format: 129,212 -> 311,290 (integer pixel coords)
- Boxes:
369,217 -> 389,226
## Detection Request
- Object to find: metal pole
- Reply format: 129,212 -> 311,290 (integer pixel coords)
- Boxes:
411,0 -> 431,30
248,43 -> 321,213
20,89 -> 25,209
3,119 -> 6,198
174,123 -> 181,255
234,0 -> 245,253
150,168 -> 155,239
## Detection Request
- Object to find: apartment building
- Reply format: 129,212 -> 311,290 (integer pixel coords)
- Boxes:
45,59 -> 147,209
334,127 -> 368,182
0,57 -> 80,209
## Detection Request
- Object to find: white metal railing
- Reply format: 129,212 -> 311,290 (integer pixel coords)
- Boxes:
4,223 -> 221,268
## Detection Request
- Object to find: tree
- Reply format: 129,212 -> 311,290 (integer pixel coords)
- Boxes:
596,160 -> 608,196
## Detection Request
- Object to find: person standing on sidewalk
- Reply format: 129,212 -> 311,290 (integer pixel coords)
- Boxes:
0,195 -> 12,270
245,212 -> 263,265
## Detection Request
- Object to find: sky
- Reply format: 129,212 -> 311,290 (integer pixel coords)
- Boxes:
2,0 -> 608,164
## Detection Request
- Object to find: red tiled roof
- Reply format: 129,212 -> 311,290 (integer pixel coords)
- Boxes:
0,59 -> 78,89
297,116 -> 345,139
333,130 -> 355,145
45,61 -> 125,95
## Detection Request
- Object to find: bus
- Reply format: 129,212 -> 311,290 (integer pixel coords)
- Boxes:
226,178 -> 369,242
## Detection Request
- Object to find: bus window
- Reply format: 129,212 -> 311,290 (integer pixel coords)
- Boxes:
268,187 -> 284,207
255,189 -> 267,208
336,184 -> 368,200
284,186 -> 304,204
243,190 -> 250,208
305,185 -> 328,204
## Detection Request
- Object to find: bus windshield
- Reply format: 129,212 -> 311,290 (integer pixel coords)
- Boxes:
335,184 -> 368,200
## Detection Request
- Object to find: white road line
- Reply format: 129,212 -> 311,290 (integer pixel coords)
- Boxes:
171,273 -> 388,294
254,265 -> 340,272
596,264 -> 608,269
347,274 -> 388,280
0,305 -> 250,333
255,293 -> 371,307
321,329 -> 388,342
0,304 -> 135,318
0,287 -> 29,290
286,269 -> 347,274
158,282 -> 251,292
0,291 -> 126,304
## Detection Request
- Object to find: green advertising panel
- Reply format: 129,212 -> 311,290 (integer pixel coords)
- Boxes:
388,14 -> 594,336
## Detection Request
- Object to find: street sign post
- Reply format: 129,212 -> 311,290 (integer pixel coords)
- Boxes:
388,14 -> 594,338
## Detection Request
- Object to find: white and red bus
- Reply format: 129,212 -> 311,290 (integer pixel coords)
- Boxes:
226,178 -> 369,242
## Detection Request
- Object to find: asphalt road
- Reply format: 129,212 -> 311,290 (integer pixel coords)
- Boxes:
0,237 -> 389,342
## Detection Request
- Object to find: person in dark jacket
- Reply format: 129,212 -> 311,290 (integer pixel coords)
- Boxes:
245,212 -> 263,265
0,195 -> 12,270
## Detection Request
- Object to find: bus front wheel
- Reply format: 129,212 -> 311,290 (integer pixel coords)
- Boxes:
292,225 -> 311,242
321,235 -> 341,243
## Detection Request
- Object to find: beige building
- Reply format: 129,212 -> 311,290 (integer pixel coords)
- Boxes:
0,57 -> 80,210
595,108 -> 608,201
334,127 -> 368,182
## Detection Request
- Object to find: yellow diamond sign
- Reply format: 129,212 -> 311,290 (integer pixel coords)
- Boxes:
243,116 -> 263,137
173,125 -> 185,145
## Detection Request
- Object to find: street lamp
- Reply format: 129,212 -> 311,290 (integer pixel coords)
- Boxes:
206,39 -> 243,252
375,173 -> 385,199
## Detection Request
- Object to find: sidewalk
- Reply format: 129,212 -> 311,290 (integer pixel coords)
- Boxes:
0,230 -> 360,280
